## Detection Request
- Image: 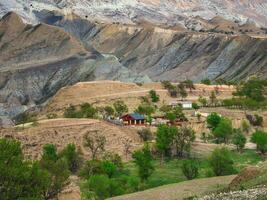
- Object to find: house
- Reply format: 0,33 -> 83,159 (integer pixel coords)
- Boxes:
169,101 -> 193,109
121,113 -> 146,126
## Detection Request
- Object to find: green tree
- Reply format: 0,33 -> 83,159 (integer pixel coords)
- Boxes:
104,106 -> 115,117
165,111 -> 177,123
149,90 -> 160,103
0,139 -> 51,200
64,105 -> 80,118
209,91 -> 217,106
212,118 -> 233,143
198,96 -> 208,107
177,83 -> 188,100
182,160 -> 199,180
136,103 -> 155,116
156,125 -> 177,162
102,160 -> 117,178
113,100 -> 128,116
173,127 -> 196,157
132,144 -> 154,182
80,103 -> 97,118
209,147 -> 235,176
232,129 -> 247,152
251,130 -> 267,154
59,144 -> 83,173
201,79 -> 211,85
207,112 -> 221,130
183,79 -> 195,92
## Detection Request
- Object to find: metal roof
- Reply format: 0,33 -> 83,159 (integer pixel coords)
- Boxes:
129,113 -> 146,120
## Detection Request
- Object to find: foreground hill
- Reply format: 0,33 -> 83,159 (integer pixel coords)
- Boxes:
0,13 -> 149,124
0,118 -> 140,160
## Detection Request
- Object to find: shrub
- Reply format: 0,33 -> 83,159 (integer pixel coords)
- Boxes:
232,129 -> 247,152
103,153 -> 123,171
113,100 -> 128,116
212,117 -> 233,143
79,160 -> 104,178
207,112 -> 221,130
135,103 -> 155,116
149,90 -> 160,103
59,144 -> 83,173
201,79 -> 211,85
182,160 -> 199,180
251,130 -> 267,154
138,128 -> 153,142
132,144 -> 154,181
209,147 -> 235,176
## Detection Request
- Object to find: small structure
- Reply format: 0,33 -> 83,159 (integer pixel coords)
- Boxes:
121,113 -> 146,126
169,101 -> 193,109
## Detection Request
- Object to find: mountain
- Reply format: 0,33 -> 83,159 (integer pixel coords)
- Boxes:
0,12 -> 150,125
1,0 -> 267,29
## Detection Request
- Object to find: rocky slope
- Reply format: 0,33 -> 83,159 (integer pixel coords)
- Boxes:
1,0 -> 267,29
0,12 -> 149,125
48,16 -> 267,82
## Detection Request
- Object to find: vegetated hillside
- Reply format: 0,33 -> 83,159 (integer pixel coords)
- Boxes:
44,81 -> 235,114
50,16 -> 267,82
0,12 -> 150,125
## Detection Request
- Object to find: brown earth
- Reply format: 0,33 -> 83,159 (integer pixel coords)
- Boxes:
0,118 -> 141,160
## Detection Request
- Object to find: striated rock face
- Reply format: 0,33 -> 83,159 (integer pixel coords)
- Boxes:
0,13 -> 150,122
1,0 -> 267,28
50,17 -> 267,82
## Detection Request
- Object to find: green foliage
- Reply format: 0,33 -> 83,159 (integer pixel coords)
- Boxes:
59,144 -> 83,173
192,103 -> 200,110
40,144 -> 70,198
234,78 -> 267,101
64,105 -> 80,118
149,90 -> 160,103
254,115 -> 264,126
182,160 -> 199,180
201,79 -> 211,85
177,83 -> 188,100
103,153 -> 123,171
209,91 -> 217,106
241,119 -> 250,134
137,128 -> 153,142
79,160 -> 104,179
161,81 -> 177,97
232,129 -> 247,152
160,104 -> 172,113
0,139 -> 50,200
165,111 -> 177,122
207,112 -> 221,130
80,103 -> 97,118
182,79 -> 195,91
209,147 -> 235,176
173,127 -> 196,157
102,161 -> 117,178
156,125 -> 177,159
223,98 -> 267,110
251,130 -> 267,154
113,100 -> 128,116
132,144 -> 154,181
212,117 -> 233,143
135,103 -> 155,116
104,106 -> 115,117
198,96 -> 208,107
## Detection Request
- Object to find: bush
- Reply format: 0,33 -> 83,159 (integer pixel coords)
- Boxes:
135,103 -> 155,116
201,79 -> 211,85
138,129 -> 153,142
207,112 -> 221,130
113,100 -> 128,116
251,130 -> 267,154
59,144 -> 83,173
212,117 -> 233,143
79,160 -> 104,178
149,90 -> 160,103
209,147 -> 235,176
182,160 -> 199,180
232,129 -> 247,152
132,144 -> 154,181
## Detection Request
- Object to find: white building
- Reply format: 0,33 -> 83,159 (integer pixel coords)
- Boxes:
169,101 -> 193,109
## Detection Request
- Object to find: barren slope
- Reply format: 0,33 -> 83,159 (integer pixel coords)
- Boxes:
0,118 -> 141,160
